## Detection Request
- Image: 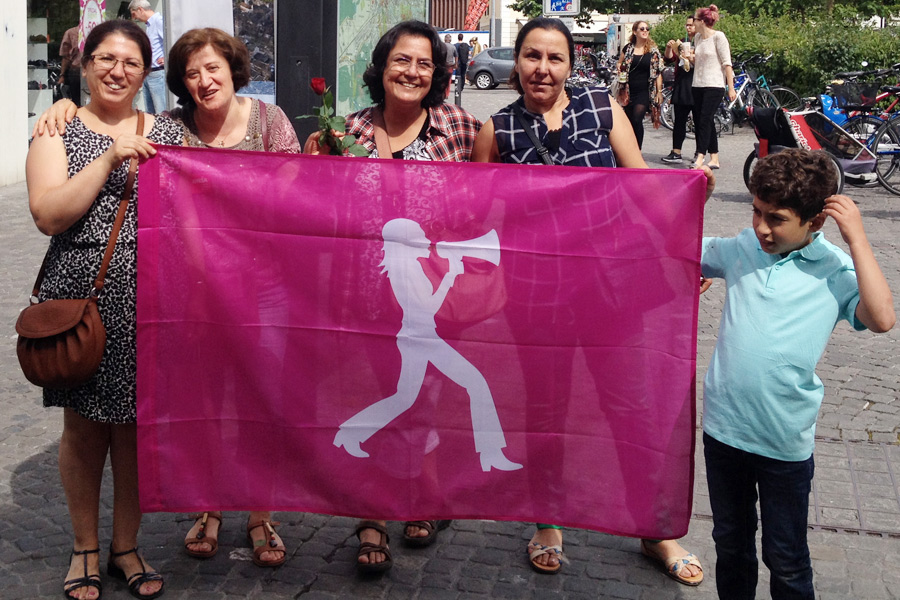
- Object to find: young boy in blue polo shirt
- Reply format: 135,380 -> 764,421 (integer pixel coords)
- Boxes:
700,148 -> 895,600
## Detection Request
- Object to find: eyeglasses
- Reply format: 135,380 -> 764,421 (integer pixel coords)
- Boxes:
388,55 -> 436,74
90,54 -> 145,74
637,27 -> 650,32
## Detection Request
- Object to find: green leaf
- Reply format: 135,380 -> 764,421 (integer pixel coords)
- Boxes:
323,91 -> 334,110
329,116 -> 346,132
347,144 -> 370,157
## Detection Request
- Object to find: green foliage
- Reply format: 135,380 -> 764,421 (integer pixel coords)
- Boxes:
652,10 -> 900,97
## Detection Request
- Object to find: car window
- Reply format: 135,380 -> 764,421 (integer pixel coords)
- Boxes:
496,48 -> 514,61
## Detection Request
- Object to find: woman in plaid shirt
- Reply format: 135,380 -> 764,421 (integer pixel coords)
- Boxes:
305,19 -> 482,574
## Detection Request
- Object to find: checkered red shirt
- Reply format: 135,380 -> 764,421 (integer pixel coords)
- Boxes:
346,103 -> 482,162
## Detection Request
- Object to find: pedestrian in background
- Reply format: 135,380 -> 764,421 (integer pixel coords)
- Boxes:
661,16 -> 695,164
615,21 -> 662,149
454,32 -> 470,106
690,4 -> 735,170
58,25 -> 82,106
129,0 -> 167,113
470,36 -> 482,56
444,33 -> 457,99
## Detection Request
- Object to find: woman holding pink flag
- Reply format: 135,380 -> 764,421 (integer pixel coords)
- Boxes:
472,17 -> 710,585
26,19 -> 182,600
304,20 -> 483,573
34,27 -> 300,570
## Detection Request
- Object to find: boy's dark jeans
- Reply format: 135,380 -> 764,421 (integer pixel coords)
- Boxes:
703,433 -> 815,600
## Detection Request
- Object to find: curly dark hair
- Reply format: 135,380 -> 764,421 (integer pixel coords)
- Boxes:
83,19 -> 151,72
166,28 -> 251,107
509,17 -> 574,95
362,20 -> 450,109
749,149 -> 838,222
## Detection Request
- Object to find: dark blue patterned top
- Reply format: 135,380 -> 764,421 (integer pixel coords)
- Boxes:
491,86 -> 616,167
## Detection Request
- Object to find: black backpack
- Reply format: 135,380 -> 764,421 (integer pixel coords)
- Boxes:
456,42 -> 470,65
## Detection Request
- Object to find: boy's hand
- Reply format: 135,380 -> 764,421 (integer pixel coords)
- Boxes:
700,277 -> 712,294
822,194 -> 865,247
824,194 -> 896,333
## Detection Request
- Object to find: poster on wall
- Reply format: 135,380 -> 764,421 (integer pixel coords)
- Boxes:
78,0 -> 105,51
336,0 -> 428,115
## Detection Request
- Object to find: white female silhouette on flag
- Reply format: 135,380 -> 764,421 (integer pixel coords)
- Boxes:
333,218 -> 522,472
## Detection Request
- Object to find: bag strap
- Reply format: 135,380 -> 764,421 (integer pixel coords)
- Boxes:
30,111 -> 144,299
258,99 -> 269,152
512,104 -> 554,166
371,106 -> 393,159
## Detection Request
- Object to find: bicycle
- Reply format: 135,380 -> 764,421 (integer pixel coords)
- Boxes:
819,65 -> 900,187
869,86 -> 900,195
731,53 -> 803,111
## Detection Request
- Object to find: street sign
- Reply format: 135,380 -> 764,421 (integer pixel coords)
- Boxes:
543,0 -> 580,17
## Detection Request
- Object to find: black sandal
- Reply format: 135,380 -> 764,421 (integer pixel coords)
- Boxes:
64,548 -> 102,600
355,520 -> 393,573
107,546 -> 165,599
402,520 -> 452,547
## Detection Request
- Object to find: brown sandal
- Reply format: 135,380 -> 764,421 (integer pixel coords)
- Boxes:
402,520 -> 452,547
247,518 -> 286,568
355,520 -> 393,573
184,511 -> 222,559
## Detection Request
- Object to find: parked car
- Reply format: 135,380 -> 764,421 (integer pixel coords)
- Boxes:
466,46 -> 515,90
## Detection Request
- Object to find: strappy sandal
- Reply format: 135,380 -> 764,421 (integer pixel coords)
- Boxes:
64,547 -> 102,600
107,546 -> 164,600
640,540 -> 704,586
246,518 -> 286,568
184,511 -> 222,559
527,542 -> 564,574
355,520 -> 393,573
402,520 -> 452,547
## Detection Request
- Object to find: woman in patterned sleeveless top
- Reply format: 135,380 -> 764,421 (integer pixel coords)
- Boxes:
26,20 -> 183,600
34,27 -> 301,573
472,17 -> 710,586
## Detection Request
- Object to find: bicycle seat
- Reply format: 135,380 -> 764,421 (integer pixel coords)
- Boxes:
879,85 -> 900,94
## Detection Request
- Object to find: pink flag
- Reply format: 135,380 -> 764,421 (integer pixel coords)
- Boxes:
137,146 -> 705,539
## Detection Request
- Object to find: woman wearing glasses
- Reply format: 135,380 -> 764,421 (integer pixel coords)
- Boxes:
304,20 -> 481,573
26,20 -> 182,600
35,27 -> 301,574
615,20 -> 663,149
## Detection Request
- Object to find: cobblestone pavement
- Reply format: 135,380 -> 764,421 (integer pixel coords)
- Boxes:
1,88 -> 898,599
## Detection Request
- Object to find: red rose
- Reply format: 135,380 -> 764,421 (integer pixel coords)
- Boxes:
310,77 -> 327,95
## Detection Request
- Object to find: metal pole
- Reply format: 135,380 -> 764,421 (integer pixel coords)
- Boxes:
492,0 -> 501,47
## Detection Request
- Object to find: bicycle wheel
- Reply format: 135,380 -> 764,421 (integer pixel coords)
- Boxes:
843,115 -> 884,187
769,86 -> 802,111
750,88 -> 779,109
743,151 -> 756,189
874,121 -> 900,196
660,90 -> 674,131
716,105 -> 734,134
825,152 -> 846,195
843,115 -> 883,146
